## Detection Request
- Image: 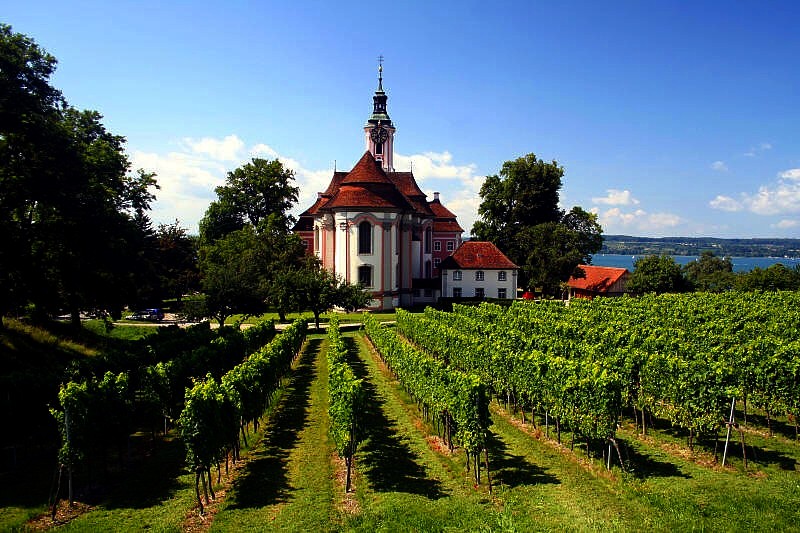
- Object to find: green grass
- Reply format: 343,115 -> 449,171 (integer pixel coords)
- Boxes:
211,335 -> 338,532
81,319 -> 161,341
226,310 -> 397,326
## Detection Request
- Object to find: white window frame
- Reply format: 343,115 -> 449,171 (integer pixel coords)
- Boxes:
434,241 -> 441,252
498,271 -> 507,281
453,270 -> 462,281
475,271 -> 484,281
446,241 -> 455,251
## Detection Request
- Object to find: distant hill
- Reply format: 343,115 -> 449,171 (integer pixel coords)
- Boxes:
601,235 -> 800,257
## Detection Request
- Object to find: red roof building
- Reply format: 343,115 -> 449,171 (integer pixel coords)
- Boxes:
440,242 -> 519,300
567,265 -> 630,299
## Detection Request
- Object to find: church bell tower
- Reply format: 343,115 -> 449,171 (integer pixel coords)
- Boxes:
364,59 -> 396,172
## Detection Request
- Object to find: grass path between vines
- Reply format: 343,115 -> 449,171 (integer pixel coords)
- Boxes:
209,336 -> 338,532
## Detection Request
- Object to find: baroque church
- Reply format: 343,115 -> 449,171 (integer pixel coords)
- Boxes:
294,64 -> 465,309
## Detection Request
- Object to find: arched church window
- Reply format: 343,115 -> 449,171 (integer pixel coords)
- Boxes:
375,142 -> 383,155
359,221 -> 372,254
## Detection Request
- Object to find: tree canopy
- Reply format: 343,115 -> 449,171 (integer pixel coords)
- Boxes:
0,24 -> 160,326
471,153 -> 602,294
683,251 -> 735,292
628,255 -> 690,295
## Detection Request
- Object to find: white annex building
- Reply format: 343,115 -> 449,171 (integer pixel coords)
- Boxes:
294,65 -> 517,309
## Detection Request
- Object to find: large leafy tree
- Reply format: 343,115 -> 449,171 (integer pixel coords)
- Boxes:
683,251 -> 735,292
294,258 -> 370,330
0,24 -> 64,325
154,221 -> 200,303
471,153 -> 602,293
199,158 -> 299,243
736,263 -> 799,292
199,158 -> 305,322
199,226 -> 269,328
628,255 -> 690,294
0,25 -> 159,326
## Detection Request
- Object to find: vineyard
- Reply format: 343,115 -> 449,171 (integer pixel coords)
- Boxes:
2,293 -> 800,531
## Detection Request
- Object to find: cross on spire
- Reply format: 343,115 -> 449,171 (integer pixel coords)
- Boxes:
377,55 -> 384,91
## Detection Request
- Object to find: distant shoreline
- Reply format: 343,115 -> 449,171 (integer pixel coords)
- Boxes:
601,235 -> 800,258
592,253 -> 800,273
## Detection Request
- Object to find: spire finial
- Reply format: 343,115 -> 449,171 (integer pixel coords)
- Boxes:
377,55 -> 384,91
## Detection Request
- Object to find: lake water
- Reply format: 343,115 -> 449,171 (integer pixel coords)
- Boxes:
592,254 -> 800,273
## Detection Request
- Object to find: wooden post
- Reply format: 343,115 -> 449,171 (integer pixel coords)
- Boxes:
722,397 -> 735,466
484,447 -> 492,494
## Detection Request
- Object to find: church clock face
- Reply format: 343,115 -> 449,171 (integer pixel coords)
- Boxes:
370,126 -> 388,144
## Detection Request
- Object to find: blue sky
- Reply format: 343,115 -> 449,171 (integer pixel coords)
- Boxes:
4,1 -> 800,238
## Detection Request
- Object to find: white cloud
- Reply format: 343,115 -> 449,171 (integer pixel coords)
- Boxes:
712,170 -> 800,216
395,151 -> 483,234
773,219 -> 799,229
744,142 -> 772,157
591,189 -> 639,206
592,207 -> 682,233
709,195 -> 743,212
132,138 -> 483,235
182,134 -> 245,161
711,160 -> 728,172
779,168 -> 800,180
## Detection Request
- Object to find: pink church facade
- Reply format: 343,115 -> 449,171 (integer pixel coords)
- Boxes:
294,66 -> 464,309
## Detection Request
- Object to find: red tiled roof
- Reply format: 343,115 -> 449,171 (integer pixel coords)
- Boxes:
341,152 -> 393,185
388,171 -> 426,197
433,220 -> 464,232
299,195 -> 327,217
322,171 -> 349,196
429,198 -> 458,219
387,171 -> 434,216
567,265 -> 629,292
440,241 -> 518,270
323,184 -> 412,210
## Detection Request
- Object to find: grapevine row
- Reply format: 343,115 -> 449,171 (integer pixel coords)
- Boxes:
326,316 -> 363,492
179,318 -> 306,513
362,313 -> 492,487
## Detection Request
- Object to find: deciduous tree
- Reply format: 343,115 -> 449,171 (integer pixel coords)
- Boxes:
471,153 -> 602,293
628,255 -> 690,294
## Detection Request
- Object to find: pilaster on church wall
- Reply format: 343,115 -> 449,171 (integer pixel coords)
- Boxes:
321,215 -> 335,272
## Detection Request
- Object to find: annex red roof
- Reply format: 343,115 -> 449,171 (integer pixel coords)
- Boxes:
567,265 -> 629,292
429,198 -> 458,219
433,220 -> 464,232
440,241 -> 518,270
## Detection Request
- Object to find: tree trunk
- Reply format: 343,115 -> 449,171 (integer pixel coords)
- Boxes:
71,309 -> 81,329
200,468 -> 209,504
195,471 -> 204,514
208,468 -> 215,500
51,464 -> 63,521
278,309 -> 287,323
